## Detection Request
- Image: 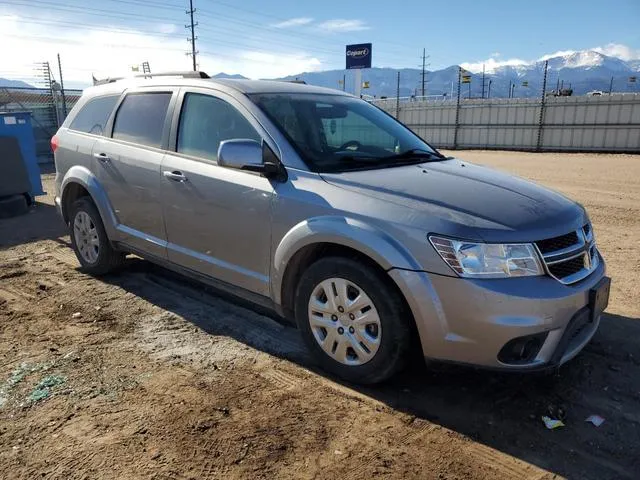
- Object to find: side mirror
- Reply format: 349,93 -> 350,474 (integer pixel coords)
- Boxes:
217,139 -> 285,180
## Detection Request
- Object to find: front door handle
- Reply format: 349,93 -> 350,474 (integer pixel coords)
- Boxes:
93,152 -> 110,163
163,170 -> 187,182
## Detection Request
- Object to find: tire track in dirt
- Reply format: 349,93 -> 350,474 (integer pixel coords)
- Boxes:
339,418 -> 550,480
128,271 -> 308,373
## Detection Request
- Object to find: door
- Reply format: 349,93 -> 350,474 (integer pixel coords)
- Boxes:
161,90 -> 274,296
93,89 -> 174,258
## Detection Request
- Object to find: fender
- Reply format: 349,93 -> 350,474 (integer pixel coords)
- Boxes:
271,215 -> 422,305
60,165 -> 119,239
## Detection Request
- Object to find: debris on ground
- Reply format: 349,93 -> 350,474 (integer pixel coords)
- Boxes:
71,312 -> 82,319
27,374 -> 66,404
585,415 -> 605,427
541,416 -> 565,430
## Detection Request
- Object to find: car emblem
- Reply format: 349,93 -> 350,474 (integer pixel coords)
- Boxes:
580,228 -> 593,270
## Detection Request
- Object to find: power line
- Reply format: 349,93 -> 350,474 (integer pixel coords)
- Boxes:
2,0 -> 178,23
5,15 -> 185,39
3,0 -> 412,63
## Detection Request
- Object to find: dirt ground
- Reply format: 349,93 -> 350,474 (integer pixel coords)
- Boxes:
1,151 -> 639,479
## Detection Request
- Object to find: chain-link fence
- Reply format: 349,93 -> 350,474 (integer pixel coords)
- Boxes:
0,87 -> 82,161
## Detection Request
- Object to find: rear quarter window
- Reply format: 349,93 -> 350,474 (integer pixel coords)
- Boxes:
112,92 -> 172,148
68,95 -> 119,136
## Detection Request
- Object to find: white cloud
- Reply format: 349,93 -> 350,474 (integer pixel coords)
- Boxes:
0,14 -> 324,87
271,17 -> 313,28
239,51 -> 322,78
156,23 -> 178,34
592,43 -> 640,61
538,49 -> 576,61
490,52 -> 501,57
317,19 -> 369,32
461,57 -> 528,73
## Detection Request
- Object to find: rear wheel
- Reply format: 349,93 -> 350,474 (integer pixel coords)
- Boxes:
69,197 -> 124,275
294,256 -> 412,384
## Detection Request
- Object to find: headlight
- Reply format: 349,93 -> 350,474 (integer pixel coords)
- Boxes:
429,236 -> 544,278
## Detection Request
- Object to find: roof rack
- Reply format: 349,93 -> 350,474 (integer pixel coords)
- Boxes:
93,71 -> 210,86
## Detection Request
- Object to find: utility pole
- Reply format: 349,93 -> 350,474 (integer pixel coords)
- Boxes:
508,80 -> 512,98
395,71 -> 400,119
609,76 -> 613,94
481,64 -> 485,99
57,53 -> 67,119
536,60 -> 549,152
186,0 -> 198,71
453,67 -> 462,148
421,48 -> 429,97
343,73 -> 346,91
487,79 -> 492,99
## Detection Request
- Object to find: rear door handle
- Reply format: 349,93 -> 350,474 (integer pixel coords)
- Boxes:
93,152 -> 110,163
163,170 -> 187,182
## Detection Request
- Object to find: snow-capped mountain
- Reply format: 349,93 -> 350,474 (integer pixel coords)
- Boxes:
277,49 -> 640,98
542,51 -> 631,72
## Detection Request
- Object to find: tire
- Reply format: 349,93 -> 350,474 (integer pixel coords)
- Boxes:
69,197 -> 125,275
294,256 -> 412,384
0,194 -> 29,219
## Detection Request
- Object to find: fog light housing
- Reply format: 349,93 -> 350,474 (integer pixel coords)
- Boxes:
498,332 -> 549,365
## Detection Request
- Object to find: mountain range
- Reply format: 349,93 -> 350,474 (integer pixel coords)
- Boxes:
0,78 -> 35,89
276,50 -> 640,98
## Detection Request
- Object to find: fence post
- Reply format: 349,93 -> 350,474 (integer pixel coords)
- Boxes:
57,53 -> 68,119
453,67 -> 462,149
395,71 -> 400,119
536,60 -> 549,152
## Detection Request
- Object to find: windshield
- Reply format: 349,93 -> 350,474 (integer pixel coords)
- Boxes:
249,93 -> 442,172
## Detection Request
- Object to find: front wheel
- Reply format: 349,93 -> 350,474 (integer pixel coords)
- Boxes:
294,257 -> 412,384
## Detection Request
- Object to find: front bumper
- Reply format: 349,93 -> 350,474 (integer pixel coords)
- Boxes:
389,257 -> 606,370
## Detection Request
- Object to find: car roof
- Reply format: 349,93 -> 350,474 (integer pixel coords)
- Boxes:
82,77 -> 350,97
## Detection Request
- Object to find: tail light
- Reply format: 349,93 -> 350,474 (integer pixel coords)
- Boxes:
51,135 -> 59,153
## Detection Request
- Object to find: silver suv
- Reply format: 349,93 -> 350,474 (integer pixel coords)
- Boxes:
53,72 -> 610,384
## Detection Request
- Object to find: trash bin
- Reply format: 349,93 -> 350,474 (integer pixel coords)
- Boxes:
0,111 -> 45,202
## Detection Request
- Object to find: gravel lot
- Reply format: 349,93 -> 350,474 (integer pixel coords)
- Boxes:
0,151 -> 638,479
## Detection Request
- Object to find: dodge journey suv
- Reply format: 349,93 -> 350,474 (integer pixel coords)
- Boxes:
53,72 -> 610,384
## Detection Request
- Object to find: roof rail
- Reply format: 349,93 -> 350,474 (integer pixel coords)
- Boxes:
93,71 -> 210,86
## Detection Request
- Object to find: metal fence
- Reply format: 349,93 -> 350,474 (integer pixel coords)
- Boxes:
371,93 -> 640,152
0,87 -> 82,161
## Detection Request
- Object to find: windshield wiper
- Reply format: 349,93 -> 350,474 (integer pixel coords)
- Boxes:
379,149 -> 449,161
328,149 -> 451,172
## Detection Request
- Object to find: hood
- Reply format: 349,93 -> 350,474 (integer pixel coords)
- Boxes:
320,158 -> 586,242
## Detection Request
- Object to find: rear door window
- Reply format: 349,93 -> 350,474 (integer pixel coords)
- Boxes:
112,92 -> 172,148
68,95 -> 119,136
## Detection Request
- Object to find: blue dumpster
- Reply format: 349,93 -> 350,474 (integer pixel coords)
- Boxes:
0,111 -> 45,200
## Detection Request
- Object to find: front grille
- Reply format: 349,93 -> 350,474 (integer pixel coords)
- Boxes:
535,224 -> 597,285
536,231 -> 579,254
548,255 -> 585,279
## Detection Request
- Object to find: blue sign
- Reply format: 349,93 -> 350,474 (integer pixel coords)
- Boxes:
346,43 -> 372,70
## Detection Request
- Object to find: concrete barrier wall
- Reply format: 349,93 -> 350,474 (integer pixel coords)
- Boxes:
372,94 -> 640,152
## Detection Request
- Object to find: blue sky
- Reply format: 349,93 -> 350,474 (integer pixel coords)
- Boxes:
1,0 -> 639,87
